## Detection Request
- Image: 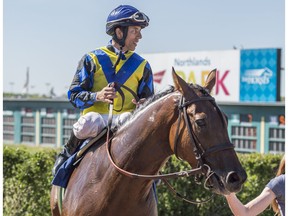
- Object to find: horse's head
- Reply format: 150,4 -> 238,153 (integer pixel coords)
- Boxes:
170,68 -> 247,195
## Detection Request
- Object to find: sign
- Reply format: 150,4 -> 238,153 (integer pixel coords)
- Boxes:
142,50 -> 240,102
240,49 -> 281,102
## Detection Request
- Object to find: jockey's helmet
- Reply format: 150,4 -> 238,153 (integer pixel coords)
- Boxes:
106,5 -> 149,36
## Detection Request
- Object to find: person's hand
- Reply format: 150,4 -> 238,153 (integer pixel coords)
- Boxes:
132,98 -> 146,107
96,83 -> 117,104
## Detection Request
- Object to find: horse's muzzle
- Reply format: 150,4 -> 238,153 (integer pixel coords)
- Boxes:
206,169 -> 247,195
225,171 -> 247,192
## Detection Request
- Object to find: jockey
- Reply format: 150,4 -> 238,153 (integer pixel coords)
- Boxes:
52,5 -> 154,175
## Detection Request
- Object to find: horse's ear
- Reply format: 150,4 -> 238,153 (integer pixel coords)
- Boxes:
204,69 -> 217,93
172,67 -> 198,98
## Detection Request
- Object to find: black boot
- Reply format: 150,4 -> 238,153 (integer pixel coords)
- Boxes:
52,131 -> 83,176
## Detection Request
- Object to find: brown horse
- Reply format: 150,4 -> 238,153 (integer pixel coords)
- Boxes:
50,68 -> 247,216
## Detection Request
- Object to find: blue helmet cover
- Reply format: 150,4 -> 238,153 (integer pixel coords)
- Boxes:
107,5 -> 138,22
106,5 -> 149,36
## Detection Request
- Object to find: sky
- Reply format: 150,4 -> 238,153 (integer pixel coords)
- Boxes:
3,0 -> 285,96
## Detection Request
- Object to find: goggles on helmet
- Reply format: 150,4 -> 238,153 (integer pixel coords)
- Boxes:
107,11 -> 149,25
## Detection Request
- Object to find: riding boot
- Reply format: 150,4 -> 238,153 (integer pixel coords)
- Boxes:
52,131 -> 83,176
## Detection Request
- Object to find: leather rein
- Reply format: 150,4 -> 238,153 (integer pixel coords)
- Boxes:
105,84 -> 234,203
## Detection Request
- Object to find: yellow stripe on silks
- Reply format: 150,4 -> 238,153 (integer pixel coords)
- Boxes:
83,47 -> 147,115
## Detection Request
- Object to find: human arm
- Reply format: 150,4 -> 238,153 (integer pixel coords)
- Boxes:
68,54 -> 116,108
225,187 -> 276,216
133,62 -> 154,106
68,54 -> 97,109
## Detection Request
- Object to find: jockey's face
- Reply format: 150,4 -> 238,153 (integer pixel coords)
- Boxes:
124,26 -> 142,52
114,26 -> 142,52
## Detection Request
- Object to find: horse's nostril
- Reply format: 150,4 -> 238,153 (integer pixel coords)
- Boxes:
226,171 -> 241,184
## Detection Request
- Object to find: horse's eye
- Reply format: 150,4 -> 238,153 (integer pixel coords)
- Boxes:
195,119 -> 206,127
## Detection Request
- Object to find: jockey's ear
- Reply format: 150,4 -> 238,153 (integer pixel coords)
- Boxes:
172,67 -> 198,99
204,69 -> 217,93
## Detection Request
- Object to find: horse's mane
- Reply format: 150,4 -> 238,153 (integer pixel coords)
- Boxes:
113,83 -> 210,131
134,85 -> 176,115
113,85 -> 175,131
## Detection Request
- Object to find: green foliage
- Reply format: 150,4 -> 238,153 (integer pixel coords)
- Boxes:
231,154 -> 282,216
3,145 -> 282,216
3,145 -> 58,216
157,153 -> 283,216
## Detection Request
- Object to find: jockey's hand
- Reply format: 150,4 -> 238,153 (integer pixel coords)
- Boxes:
132,98 -> 146,107
96,83 -> 117,104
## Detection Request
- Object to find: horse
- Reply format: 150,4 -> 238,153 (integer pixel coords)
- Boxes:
50,68 -> 247,216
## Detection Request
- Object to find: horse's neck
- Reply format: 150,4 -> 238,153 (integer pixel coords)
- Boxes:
113,96 -> 175,175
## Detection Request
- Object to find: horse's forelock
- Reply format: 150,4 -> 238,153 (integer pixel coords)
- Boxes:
188,83 -> 211,97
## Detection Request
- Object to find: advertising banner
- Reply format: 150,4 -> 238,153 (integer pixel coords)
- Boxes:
142,50 -> 240,102
239,49 -> 281,102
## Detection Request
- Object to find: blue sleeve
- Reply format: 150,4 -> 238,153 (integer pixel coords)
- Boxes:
137,61 -> 154,98
266,174 -> 285,199
67,54 -> 97,109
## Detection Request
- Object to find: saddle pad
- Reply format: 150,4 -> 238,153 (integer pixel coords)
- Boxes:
52,128 -> 108,188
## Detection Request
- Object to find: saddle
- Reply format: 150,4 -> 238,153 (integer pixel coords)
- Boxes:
52,127 -> 111,188
74,128 -> 108,164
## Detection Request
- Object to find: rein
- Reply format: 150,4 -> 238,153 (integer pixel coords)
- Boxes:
161,175 -> 215,204
106,84 -> 206,179
110,82 -> 140,112
105,87 -> 234,204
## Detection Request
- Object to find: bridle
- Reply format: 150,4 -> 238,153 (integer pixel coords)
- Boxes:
164,93 -> 235,203
106,85 -> 234,204
174,94 -> 235,171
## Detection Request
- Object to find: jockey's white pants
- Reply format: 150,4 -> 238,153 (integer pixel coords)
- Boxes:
73,112 -> 131,139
